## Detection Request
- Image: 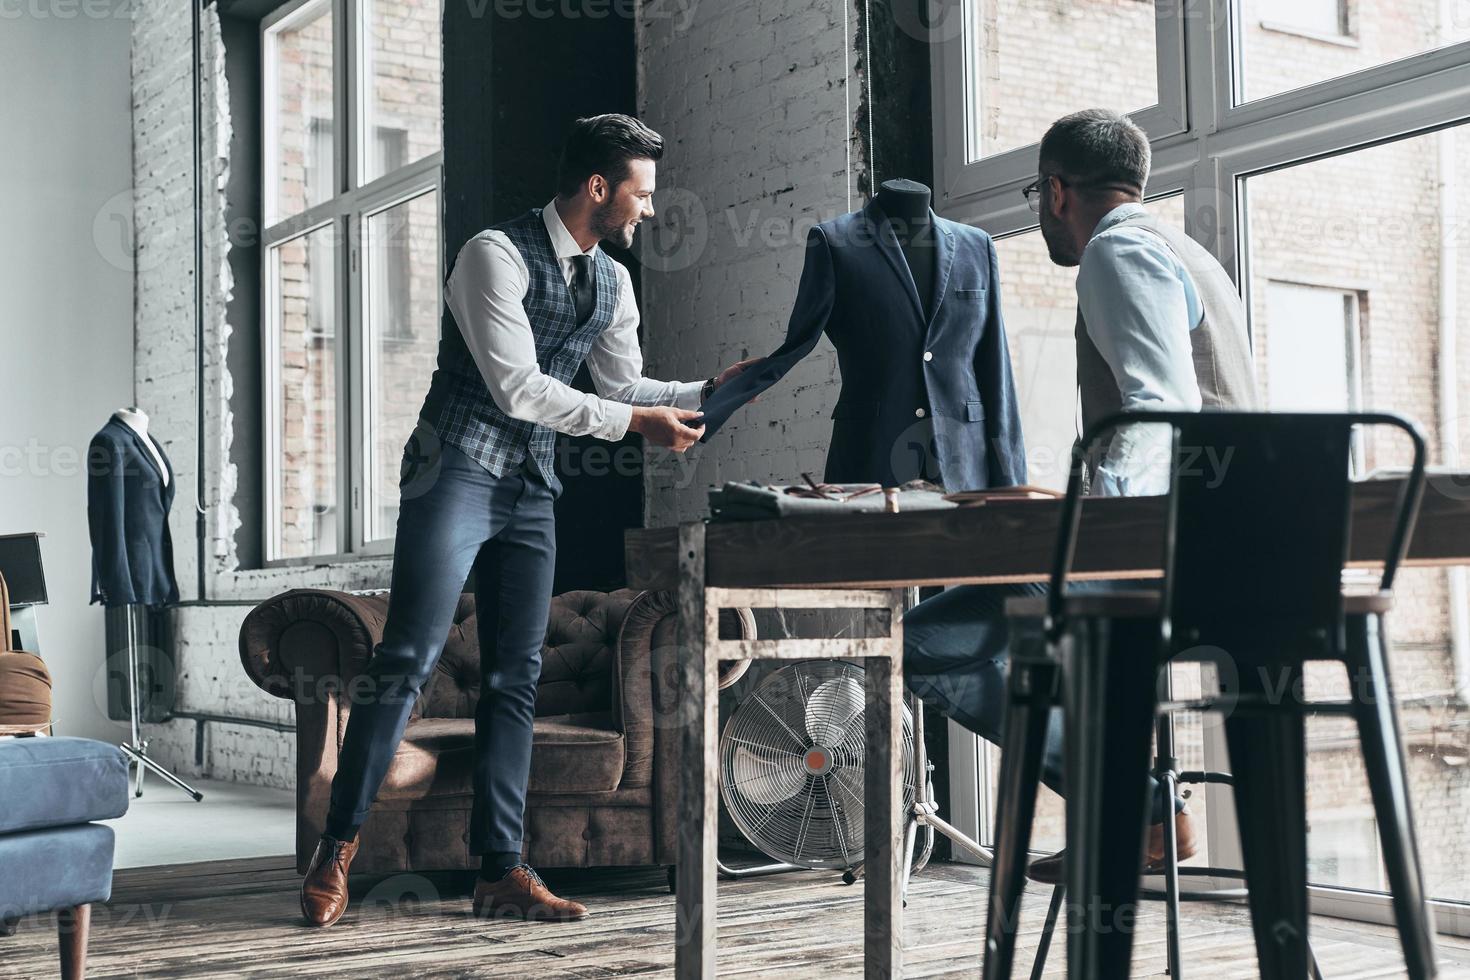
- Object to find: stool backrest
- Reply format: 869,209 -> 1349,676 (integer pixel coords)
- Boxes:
1047,411 -> 1427,649
1167,413 -> 1351,636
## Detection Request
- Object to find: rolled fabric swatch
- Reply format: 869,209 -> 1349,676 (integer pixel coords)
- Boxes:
0,651 -> 53,734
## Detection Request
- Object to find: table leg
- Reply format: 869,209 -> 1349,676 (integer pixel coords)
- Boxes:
676,523 -> 717,980
863,592 -> 904,979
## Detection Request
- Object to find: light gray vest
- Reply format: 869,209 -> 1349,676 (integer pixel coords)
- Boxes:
1075,211 -> 1259,478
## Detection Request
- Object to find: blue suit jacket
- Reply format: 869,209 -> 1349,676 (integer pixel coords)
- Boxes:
87,419 -> 179,608
698,199 -> 1026,490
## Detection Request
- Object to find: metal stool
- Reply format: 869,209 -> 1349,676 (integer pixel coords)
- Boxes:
1027,671 -> 1324,980
984,410 -> 1437,979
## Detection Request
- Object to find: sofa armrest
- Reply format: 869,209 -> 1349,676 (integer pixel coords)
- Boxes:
617,590 -> 754,863
239,588 -> 408,870
238,589 -> 400,702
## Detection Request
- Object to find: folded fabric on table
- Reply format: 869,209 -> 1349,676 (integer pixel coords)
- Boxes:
709,480 -> 958,521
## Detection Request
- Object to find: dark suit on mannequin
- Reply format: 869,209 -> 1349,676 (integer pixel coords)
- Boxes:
87,417 -> 178,609
696,179 -> 1026,491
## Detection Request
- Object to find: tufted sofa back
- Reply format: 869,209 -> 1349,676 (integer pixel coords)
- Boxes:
414,589 -> 638,720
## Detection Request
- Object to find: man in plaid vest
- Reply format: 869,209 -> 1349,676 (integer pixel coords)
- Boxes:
300,115 -> 755,927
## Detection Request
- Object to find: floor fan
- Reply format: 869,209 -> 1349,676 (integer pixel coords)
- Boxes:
719,660 -> 918,880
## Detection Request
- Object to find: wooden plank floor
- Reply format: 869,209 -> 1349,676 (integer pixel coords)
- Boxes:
7,856 -> 1470,978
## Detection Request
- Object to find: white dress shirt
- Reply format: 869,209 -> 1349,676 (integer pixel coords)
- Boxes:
444,199 -> 704,442
1076,203 -> 1204,497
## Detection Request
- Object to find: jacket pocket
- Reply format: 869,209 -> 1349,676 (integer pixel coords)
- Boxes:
954,286 -> 987,299
965,399 -> 985,422
831,399 -> 881,420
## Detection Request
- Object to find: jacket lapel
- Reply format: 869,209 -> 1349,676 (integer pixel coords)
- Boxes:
155,434 -> 176,509
864,199 -> 925,325
924,216 -> 957,338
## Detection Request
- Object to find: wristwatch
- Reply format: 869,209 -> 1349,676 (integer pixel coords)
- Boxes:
700,376 -> 717,403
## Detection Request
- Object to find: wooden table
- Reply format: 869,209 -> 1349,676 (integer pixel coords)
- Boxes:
631,477 -> 1470,979
670,523 -> 907,979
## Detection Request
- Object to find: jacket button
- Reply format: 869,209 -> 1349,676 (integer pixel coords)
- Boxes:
915,408 -> 926,418
923,351 -> 933,362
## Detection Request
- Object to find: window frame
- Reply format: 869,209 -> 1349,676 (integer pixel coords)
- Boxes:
930,0 -> 1189,208
260,0 -> 443,566
934,0 -> 1470,933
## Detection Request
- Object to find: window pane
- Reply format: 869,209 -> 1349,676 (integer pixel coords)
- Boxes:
364,190 -> 441,542
362,0 -> 443,184
1234,0 -> 1470,105
267,0 -> 336,224
968,0 -> 1158,160
270,225 -> 339,560
1243,123 -> 1470,901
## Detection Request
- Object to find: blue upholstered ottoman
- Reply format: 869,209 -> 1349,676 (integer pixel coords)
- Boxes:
0,736 -> 129,978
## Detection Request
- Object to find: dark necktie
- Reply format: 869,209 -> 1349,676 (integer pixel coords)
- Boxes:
571,254 -> 595,324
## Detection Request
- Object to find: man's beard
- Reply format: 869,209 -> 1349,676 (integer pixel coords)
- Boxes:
1041,216 -> 1079,268
592,201 -> 636,249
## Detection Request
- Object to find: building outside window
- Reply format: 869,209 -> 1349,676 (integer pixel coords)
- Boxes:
261,0 -> 443,562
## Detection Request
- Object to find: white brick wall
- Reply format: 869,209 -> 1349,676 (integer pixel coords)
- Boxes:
638,0 -> 867,526
130,0 -> 393,786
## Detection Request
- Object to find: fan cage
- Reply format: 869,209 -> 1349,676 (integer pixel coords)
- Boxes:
719,659 -> 916,871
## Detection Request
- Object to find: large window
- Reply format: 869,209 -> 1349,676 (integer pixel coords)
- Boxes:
934,0 -> 1470,928
262,0 -> 442,562
1234,0 -> 1470,105
935,0 -> 1186,200
967,0 -> 1161,161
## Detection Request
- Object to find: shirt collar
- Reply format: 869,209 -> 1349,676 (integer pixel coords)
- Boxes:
543,199 -> 598,261
1089,202 -> 1148,241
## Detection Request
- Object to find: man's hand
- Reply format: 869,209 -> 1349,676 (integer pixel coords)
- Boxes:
713,356 -> 766,395
630,406 -> 705,452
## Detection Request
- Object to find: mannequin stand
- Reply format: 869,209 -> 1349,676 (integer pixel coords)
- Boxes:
899,589 -> 993,903
117,606 -> 202,802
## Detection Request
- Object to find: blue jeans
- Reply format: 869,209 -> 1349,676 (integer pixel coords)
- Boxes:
903,581 -> 1181,824
327,441 -> 557,853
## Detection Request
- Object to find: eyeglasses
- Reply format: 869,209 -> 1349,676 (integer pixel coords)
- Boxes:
1022,175 -> 1062,215
1023,174 -> 1143,214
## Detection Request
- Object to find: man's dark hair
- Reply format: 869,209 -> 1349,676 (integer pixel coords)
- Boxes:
555,114 -> 664,198
1038,109 -> 1150,196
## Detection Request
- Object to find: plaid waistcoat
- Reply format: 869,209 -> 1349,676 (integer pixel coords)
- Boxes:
419,209 -> 619,493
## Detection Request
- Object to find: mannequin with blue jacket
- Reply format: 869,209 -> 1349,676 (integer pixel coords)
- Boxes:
695,178 -> 1026,491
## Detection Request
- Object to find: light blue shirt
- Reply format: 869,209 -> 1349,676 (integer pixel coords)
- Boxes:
1076,203 -> 1204,497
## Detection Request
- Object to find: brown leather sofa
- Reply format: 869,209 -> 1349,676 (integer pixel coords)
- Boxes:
240,588 -> 752,874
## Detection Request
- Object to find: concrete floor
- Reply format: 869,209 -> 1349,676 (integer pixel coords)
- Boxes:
102,775 -> 294,869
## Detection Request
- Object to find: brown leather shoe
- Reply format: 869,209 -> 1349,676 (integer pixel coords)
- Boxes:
300,835 -> 359,927
1026,808 -> 1197,885
473,864 -> 589,922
